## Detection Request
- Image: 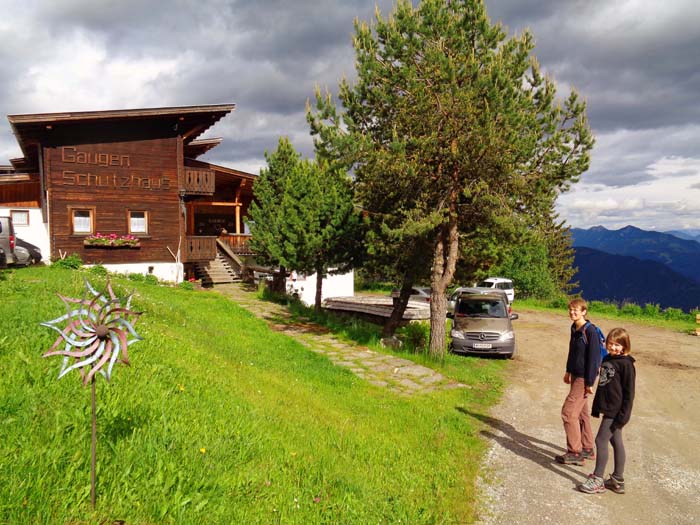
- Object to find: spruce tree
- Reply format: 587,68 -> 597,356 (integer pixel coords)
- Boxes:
250,139 -> 361,310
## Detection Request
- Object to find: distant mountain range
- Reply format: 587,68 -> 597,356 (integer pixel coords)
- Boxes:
571,225 -> 700,283
571,247 -> 700,312
570,225 -> 700,312
666,229 -> 700,242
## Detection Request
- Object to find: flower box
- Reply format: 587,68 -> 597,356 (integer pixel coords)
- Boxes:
83,233 -> 141,248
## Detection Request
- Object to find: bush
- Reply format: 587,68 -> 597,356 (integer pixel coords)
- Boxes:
51,253 -> 83,269
397,322 -> 429,353
127,273 -> 145,282
546,295 -> 569,309
588,300 -> 619,316
144,274 -> 159,285
178,280 -> 195,291
87,264 -> 109,277
620,303 -> 642,317
642,303 -> 660,318
663,307 -> 686,321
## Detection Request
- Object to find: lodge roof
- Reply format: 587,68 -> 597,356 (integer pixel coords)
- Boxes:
185,138 -> 224,159
7,103 -> 236,168
0,172 -> 36,185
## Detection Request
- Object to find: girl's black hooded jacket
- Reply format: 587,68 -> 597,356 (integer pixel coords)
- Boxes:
592,354 -> 636,431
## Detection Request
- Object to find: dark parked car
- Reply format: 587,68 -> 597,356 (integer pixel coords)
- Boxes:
0,246 -> 7,269
15,237 -> 42,264
0,216 -> 16,265
448,291 -> 518,359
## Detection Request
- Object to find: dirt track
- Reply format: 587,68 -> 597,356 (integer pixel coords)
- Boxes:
476,309 -> 700,525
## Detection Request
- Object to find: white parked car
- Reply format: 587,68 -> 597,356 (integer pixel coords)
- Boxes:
476,277 -> 515,304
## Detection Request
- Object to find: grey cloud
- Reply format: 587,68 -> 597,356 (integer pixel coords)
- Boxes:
486,1 -> 700,133
562,201 -> 700,231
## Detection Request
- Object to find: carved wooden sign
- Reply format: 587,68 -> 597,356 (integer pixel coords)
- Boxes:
58,146 -> 173,191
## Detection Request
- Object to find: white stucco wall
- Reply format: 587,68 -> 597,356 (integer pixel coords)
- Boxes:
286,270 -> 354,307
0,207 -> 50,262
84,262 -> 184,283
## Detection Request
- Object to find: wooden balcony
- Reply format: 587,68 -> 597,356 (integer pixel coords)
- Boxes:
181,169 -> 215,195
218,233 -> 254,254
182,236 -> 217,262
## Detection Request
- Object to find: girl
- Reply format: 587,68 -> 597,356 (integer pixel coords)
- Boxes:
578,327 -> 636,494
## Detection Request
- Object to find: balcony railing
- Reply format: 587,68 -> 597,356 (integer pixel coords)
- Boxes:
218,233 -> 253,254
181,169 -> 215,195
182,236 -> 217,262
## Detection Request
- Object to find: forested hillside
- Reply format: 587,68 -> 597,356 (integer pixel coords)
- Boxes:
572,247 -> 700,311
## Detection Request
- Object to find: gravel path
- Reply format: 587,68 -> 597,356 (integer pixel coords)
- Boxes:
476,309 -> 700,525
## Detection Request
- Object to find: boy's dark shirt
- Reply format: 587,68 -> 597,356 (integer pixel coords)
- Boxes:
592,354 -> 636,431
566,321 -> 602,387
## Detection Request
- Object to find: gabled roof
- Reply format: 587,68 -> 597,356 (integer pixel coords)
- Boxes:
7,103 -> 235,168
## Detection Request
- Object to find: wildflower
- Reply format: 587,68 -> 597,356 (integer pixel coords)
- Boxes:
178,384 -> 185,392
200,448 -> 206,454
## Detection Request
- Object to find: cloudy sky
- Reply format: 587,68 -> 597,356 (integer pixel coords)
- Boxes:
1,0 -> 699,232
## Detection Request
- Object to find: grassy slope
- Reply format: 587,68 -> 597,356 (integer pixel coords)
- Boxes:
0,267 -> 505,524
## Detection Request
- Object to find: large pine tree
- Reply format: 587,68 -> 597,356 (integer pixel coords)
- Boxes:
309,0 -> 594,357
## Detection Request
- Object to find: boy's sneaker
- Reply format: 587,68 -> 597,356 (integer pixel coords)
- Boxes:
555,452 -> 584,466
604,474 -> 625,494
581,448 -> 595,460
578,474 -> 605,494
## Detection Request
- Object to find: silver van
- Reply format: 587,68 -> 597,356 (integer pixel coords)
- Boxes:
0,216 -> 17,265
448,291 -> 518,359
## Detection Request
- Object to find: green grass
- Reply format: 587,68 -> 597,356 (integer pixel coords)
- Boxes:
517,297 -> 700,333
0,267 -> 505,524
261,287 -> 507,389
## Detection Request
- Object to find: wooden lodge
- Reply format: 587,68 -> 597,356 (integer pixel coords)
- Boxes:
0,104 -> 257,283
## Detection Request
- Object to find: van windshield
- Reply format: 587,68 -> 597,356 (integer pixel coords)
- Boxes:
456,298 -> 506,318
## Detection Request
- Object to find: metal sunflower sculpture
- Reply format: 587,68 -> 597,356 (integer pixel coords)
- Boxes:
41,278 -> 143,508
42,279 -> 142,384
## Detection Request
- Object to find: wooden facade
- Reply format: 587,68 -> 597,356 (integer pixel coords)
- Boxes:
1,104 -> 256,272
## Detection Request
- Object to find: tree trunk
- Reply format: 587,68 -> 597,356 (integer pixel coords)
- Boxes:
428,202 -> 460,359
381,277 -> 414,337
272,265 -> 287,293
314,267 -> 324,311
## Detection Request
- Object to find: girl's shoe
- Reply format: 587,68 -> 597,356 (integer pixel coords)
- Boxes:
604,474 -> 625,494
578,474 -> 605,494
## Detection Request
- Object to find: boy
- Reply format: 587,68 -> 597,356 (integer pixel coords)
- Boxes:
556,298 -> 602,465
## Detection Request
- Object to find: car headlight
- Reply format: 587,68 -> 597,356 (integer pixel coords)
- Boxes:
499,331 -> 514,342
450,329 -> 465,340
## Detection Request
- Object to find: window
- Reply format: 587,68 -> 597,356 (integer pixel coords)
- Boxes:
128,210 -> 149,235
10,210 -> 29,226
69,207 -> 95,235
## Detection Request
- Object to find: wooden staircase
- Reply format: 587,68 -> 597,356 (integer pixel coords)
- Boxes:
194,250 -> 240,285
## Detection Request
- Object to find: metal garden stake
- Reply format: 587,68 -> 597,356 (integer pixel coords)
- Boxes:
41,279 -> 142,508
